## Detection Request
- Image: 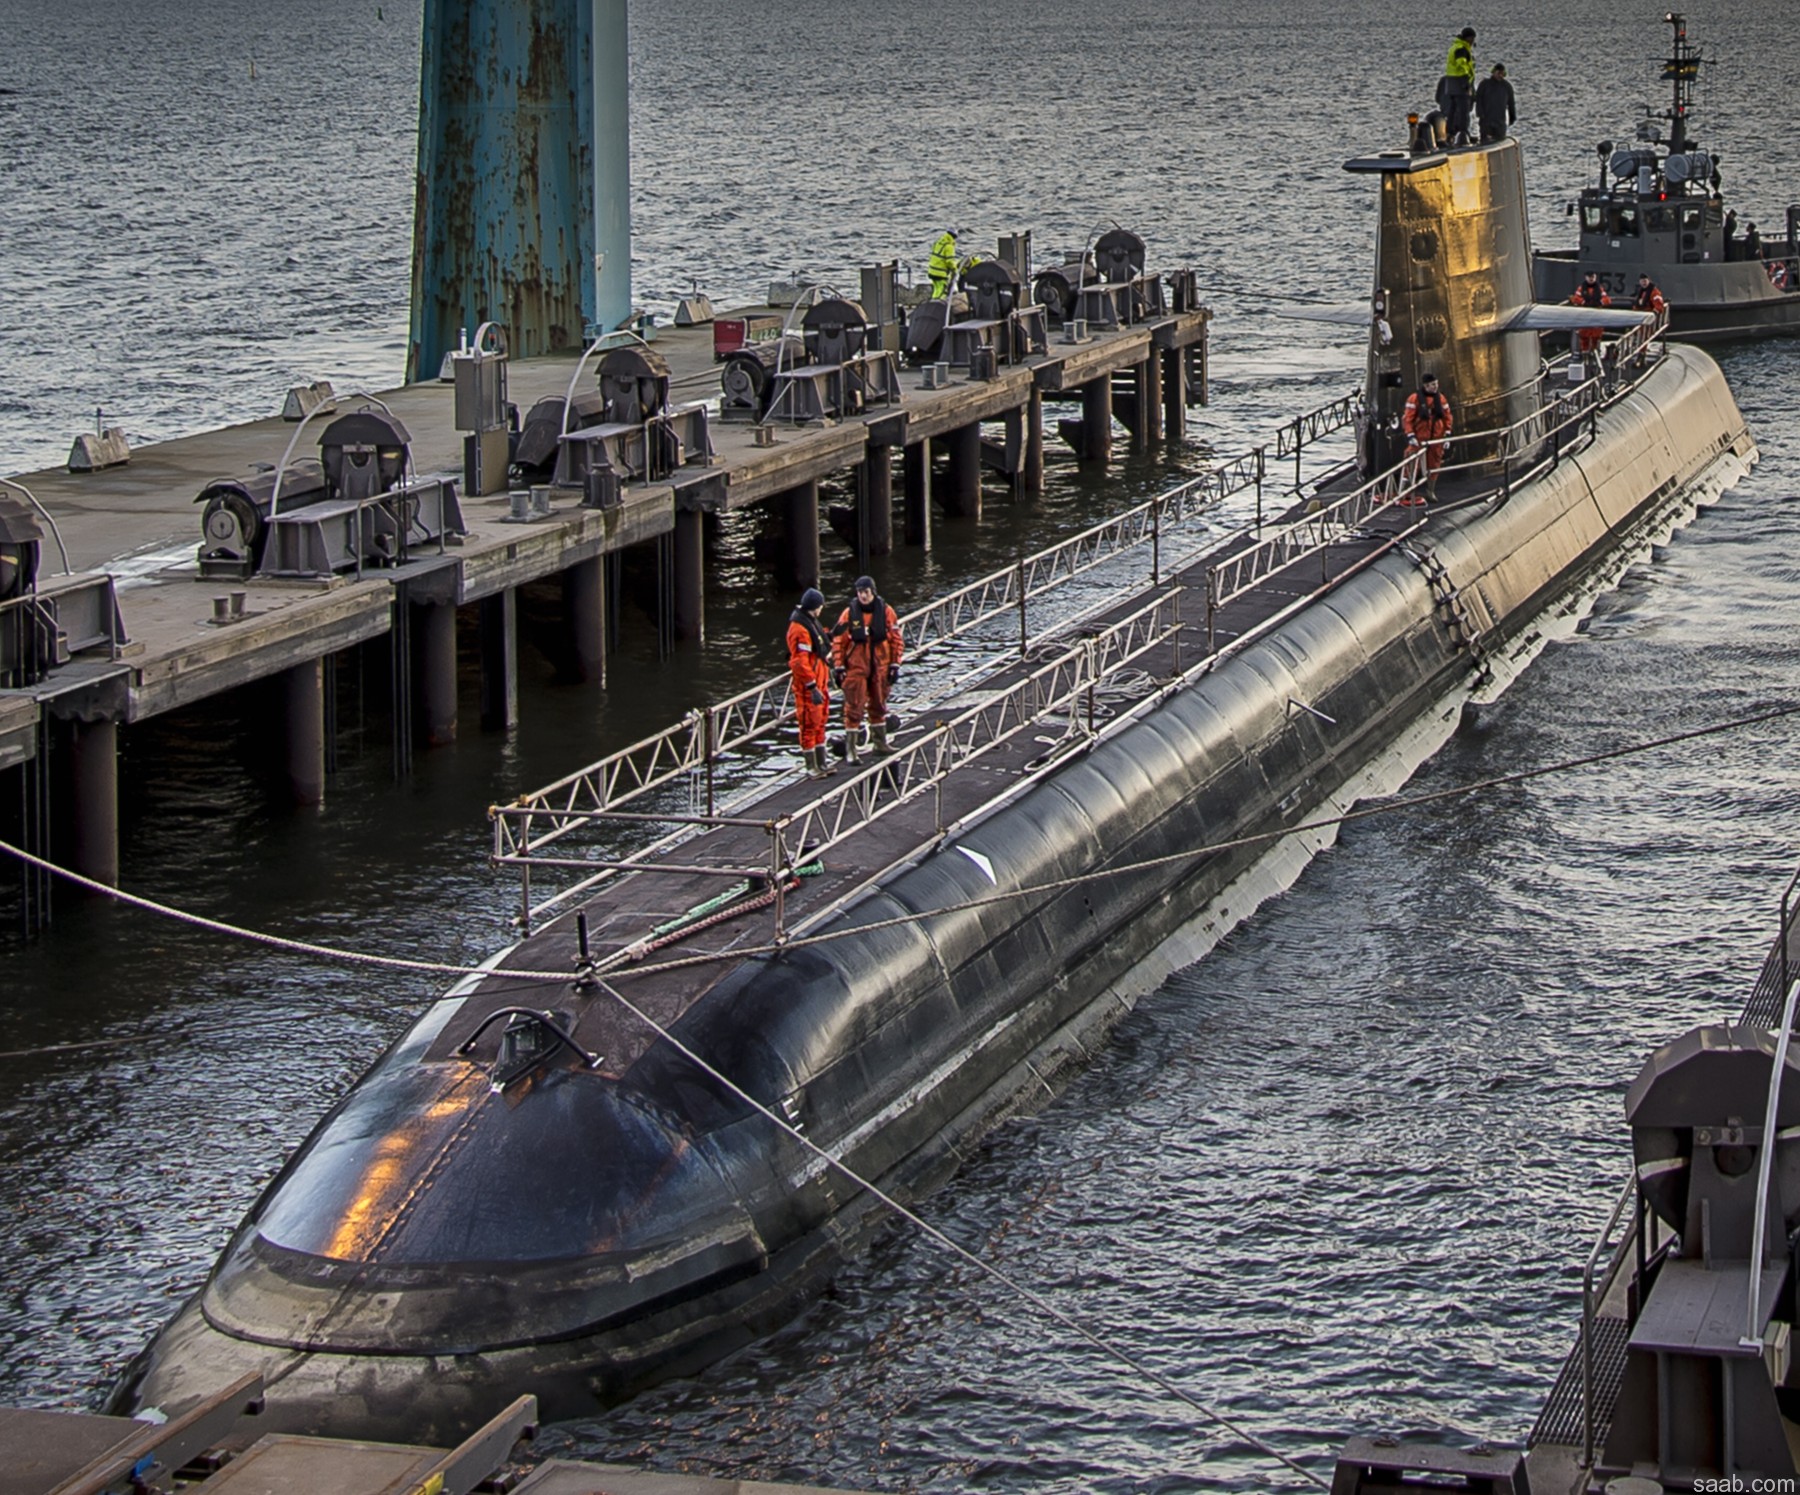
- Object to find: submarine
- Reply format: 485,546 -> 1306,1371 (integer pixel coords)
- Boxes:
111,132 -> 1755,1445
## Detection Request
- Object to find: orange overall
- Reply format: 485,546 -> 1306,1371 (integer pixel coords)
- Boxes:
1401,389 -> 1453,475
1570,279 -> 1611,353
832,596 -> 904,729
787,611 -> 831,750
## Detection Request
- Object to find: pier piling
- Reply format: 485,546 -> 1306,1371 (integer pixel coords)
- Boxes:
565,557 -> 607,687
943,424 -> 982,519
903,441 -> 933,549
479,590 -> 518,732
66,718 -> 118,889
674,508 -> 705,641
282,660 -> 327,806
1082,377 -> 1114,464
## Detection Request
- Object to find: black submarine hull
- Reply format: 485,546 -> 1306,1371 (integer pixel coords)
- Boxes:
111,341 -> 1753,1444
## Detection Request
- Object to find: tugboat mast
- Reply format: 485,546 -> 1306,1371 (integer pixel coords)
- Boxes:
1661,11 -> 1700,157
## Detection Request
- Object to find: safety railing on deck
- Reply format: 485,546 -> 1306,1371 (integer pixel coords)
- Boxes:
1204,447 -> 1430,628
490,392 -> 1362,863
497,590 -> 1185,936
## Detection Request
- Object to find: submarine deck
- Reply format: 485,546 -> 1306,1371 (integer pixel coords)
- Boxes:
467,463 -> 1432,1075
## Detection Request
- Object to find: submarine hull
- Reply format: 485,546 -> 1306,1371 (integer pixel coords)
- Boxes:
116,336 -> 1753,1442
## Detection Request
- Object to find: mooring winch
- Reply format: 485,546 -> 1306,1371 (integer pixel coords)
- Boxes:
551,346 -> 712,509
197,408 -> 466,580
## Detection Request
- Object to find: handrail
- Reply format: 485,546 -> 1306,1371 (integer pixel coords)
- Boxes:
1579,1174 -> 1641,1468
1744,977 -> 1800,1349
1205,448 -> 1429,618
492,391 -> 1361,856
499,592 -> 1184,934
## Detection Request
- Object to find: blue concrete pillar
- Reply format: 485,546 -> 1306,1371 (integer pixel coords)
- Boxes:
591,0 -> 633,335
408,0 -> 604,383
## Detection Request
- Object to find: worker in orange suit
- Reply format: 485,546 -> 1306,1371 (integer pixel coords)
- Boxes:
1570,269 -> 1610,356
1400,371 -> 1454,503
1633,273 -> 1667,315
787,587 -> 835,779
831,575 -> 904,761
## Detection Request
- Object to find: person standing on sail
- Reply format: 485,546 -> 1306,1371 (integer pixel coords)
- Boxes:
1438,28 -> 1477,146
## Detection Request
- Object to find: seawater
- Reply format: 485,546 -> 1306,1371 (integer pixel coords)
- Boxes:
3,1 -> 1800,1489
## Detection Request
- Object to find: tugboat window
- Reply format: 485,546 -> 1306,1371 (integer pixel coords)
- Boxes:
1611,206 -> 1641,237
1645,205 -> 1676,233
1582,205 -> 1605,233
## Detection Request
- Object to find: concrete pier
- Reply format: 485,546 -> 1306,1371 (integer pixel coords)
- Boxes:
0,298 -> 1209,925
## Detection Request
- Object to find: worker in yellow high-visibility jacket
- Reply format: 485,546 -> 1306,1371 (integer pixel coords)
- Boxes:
928,228 -> 961,298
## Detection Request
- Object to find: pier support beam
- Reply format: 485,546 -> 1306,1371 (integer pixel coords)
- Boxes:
858,444 -> 894,560
1025,387 -> 1044,495
943,422 -> 982,519
673,507 -> 705,641
67,718 -> 118,889
777,481 -> 821,591
903,439 -> 932,549
282,659 -> 327,806
1163,346 -> 1188,442
418,601 -> 458,747
1143,355 -> 1164,443
479,588 -> 518,731
1081,376 -> 1113,465
566,556 -> 607,686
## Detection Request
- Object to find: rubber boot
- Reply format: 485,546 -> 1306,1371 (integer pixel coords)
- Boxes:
870,722 -> 891,755
803,747 -> 824,779
811,745 -> 836,778
844,730 -> 861,766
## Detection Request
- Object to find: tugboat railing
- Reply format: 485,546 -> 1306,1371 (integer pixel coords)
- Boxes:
490,393 -> 1360,865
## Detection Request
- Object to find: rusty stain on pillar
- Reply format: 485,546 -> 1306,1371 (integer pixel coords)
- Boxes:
408,0 -> 614,383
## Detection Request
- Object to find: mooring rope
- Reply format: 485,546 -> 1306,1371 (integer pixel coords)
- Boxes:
2,702 -> 1798,1487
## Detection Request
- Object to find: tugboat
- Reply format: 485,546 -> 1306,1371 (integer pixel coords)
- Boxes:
1533,13 -> 1800,341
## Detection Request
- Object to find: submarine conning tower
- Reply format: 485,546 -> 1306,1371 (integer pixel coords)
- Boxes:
1346,137 -> 1542,474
